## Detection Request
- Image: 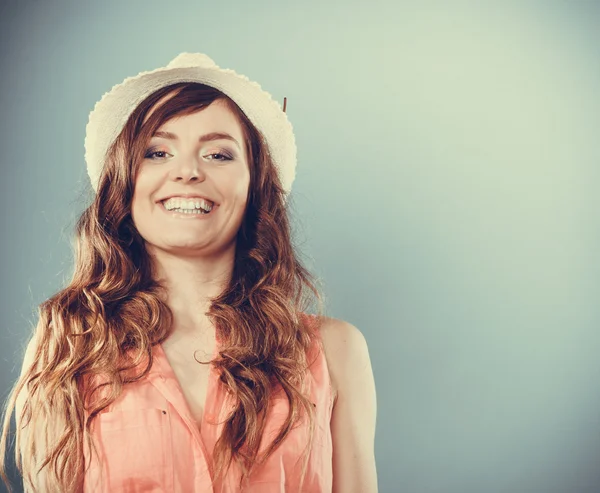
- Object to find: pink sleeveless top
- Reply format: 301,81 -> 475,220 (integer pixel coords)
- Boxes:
83,315 -> 334,492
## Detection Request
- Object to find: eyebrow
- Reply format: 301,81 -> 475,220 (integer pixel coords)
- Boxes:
152,130 -> 241,150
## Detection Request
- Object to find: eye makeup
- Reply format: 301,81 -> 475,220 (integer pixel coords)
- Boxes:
143,145 -> 236,162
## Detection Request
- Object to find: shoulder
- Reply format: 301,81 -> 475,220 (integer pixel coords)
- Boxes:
315,316 -> 379,490
315,316 -> 373,405
16,335 -> 39,411
21,334 -> 39,372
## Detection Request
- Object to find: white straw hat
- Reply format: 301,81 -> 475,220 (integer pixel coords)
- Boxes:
84,52 -> 296,196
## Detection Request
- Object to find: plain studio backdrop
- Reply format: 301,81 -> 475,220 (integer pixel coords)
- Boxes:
0,1 -> 599,492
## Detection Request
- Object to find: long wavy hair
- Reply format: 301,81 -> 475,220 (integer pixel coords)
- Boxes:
0,82 -> 325,492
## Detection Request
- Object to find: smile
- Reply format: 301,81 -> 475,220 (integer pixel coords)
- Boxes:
159,200 -> 218,219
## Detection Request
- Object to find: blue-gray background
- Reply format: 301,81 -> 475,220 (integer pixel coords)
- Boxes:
1,1 -> 599,492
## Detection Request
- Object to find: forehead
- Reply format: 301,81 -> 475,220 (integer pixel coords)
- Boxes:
143,93 -> 243,141
157,100 -> 242,134
142,87 -> 183,125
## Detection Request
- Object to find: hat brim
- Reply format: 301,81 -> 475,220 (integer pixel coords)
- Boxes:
84,61 -> 296,196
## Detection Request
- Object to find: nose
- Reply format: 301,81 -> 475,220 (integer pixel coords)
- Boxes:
170,153 -> 206,184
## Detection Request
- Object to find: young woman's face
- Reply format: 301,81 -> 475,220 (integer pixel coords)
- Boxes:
131,99 -> 251,258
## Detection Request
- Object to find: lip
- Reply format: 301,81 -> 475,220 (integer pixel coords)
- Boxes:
157,193 -> 218,205
158,200 -> 218,218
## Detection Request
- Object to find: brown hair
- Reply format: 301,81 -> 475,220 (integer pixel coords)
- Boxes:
0,82 -> 325,492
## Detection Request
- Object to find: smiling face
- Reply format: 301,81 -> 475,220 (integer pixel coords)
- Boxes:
130,98 -> 251,258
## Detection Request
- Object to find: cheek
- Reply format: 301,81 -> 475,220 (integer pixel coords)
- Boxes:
131,170 -> 155,204
233,186 -> 250,217
130,185 -> 152,224
129,198 -> 142,230
231,168 -> 251,202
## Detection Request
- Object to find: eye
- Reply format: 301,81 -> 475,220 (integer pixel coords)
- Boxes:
144,149 -> 171,160
143,148 -> 233,162
204,152 -> 233,162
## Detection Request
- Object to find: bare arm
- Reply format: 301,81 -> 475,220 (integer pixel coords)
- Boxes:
320,317 -> 378,493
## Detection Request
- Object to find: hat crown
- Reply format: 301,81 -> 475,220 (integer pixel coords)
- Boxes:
166,52 -> 218,70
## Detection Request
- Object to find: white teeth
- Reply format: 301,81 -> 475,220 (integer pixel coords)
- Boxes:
163,197 -> 214,212
170,208 -> 206,214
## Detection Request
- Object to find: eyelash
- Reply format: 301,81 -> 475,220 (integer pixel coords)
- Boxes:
144,149 -> 233,162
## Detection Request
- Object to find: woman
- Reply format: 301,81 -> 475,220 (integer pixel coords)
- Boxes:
0,53 -> 377,492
